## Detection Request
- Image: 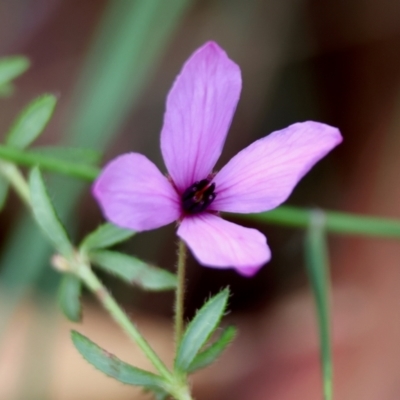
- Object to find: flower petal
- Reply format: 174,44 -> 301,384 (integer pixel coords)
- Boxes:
211,121 -> 342,213
160,41 -> 241,192
93,153 -> 181,231
177,213 -> 270,275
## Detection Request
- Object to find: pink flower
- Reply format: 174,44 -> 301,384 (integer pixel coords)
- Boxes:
93,41 -> 342,276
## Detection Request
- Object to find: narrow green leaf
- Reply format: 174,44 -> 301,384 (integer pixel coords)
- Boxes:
305,210 -> 332,400
143,387 -> 170,400
175,289 -> 230,373
153,389 -> 169,400
89,250 -> 176,291
80,223 -> 135,252
29,168 -> 74,258
30,146 -> 101,166
71,330 -> 167,389
6,94 -> 57,149
58,274 -> 82,322
0,56 -> 30,87
0,176 -> 9,211
187,326 -> 236,373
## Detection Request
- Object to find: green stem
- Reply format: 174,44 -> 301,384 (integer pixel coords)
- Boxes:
170,386 -> 194,400
305,211 -> 332,400
237,205 -> 400,238
174,240 -> 187,348
4,142 -> 400,239
0,160 -> 30,206
78,263 -> 173,381
0,145 -> 98,181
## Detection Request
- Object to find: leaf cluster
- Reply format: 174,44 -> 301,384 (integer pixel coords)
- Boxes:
29,165 -> 233,396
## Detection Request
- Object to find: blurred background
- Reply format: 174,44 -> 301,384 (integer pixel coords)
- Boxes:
1,0 -> 400,399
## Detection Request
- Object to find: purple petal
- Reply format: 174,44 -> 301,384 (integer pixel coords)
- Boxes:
93,153 -> 181,231
160,41 -> 241,192
177,213 -> 270,275
211,121 -> 342,213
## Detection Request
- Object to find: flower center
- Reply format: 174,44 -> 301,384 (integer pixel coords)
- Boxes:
181,179 -> 216,214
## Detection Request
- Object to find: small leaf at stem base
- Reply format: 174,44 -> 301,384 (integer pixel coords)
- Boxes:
187,326 -> 236,373
174,288 -> 230,373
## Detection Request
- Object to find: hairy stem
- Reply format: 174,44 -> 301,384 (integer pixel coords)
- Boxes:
78,264 -> 173,381
174,239 -> 187,348
0,160 -> 30,206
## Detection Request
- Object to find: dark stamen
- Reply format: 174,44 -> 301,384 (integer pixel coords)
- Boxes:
182,179 -> 216,214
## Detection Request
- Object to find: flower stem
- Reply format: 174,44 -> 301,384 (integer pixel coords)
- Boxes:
78,263 -> 173,381
80,266 -> 194,399
174,239 -> 187,348
0,160 -> 30,206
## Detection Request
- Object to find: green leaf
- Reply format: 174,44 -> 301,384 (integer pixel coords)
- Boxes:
80,223 -> 135,252
0,175 -> 9,211
153,389 -> 169,400
187,326 -> 236,373
305,210 -> 332,400
89,250 -> 177,291
30,146 -> 101,166
29,167 -> 74,258
175,288 -> 230,373
143,387 -> 170,400
71,330 -> 167,389
58,274 -> 82,322
6,94 -> 57,149
0,56 -> 30,87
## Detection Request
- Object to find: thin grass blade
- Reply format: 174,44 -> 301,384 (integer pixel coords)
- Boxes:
305,210 -> 333,400
239,205 -> 400,238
